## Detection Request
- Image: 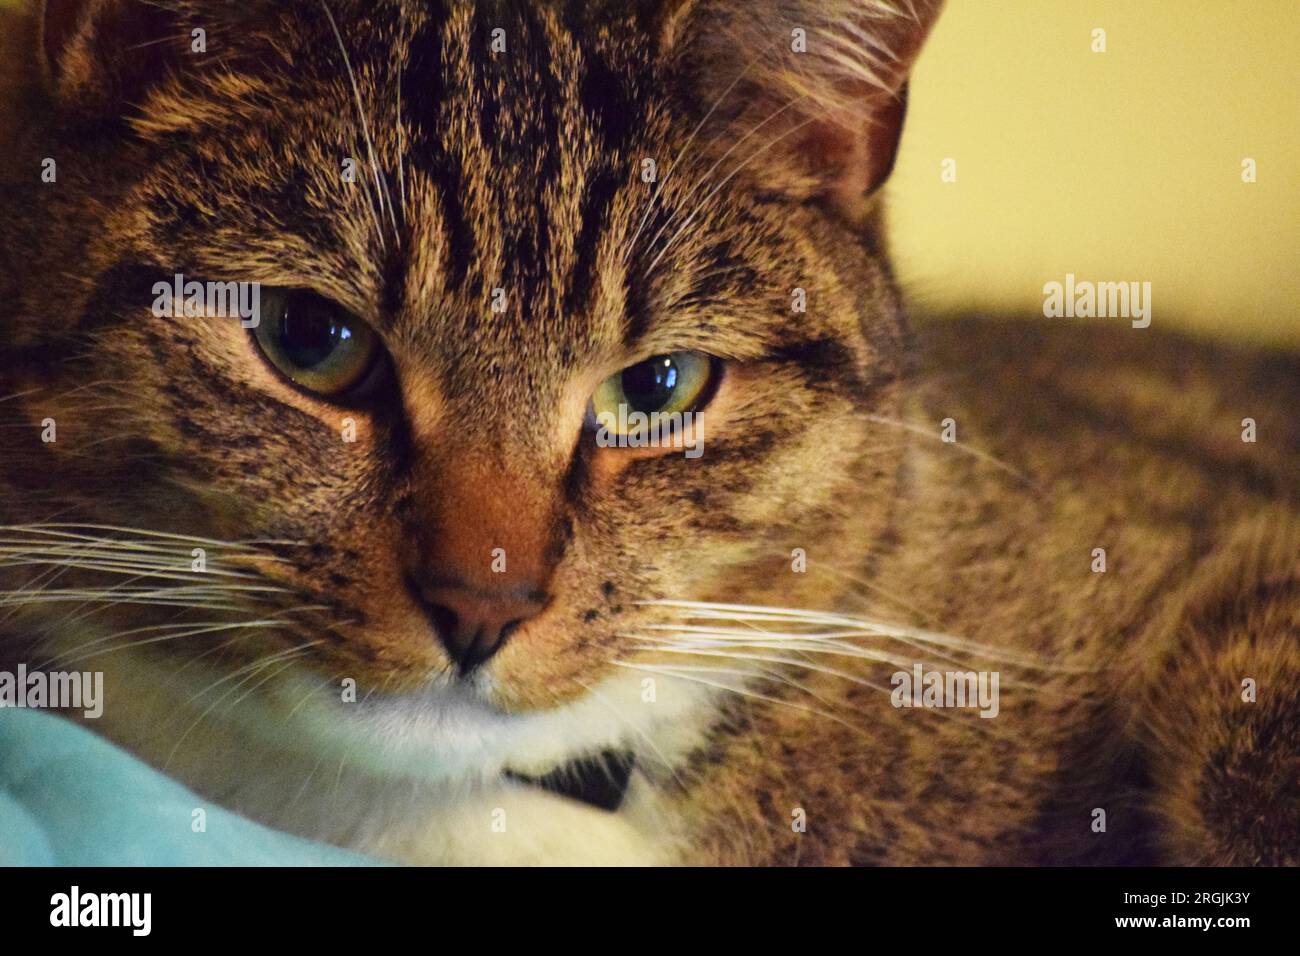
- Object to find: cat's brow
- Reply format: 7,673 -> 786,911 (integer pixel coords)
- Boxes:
388,3 -> 650,346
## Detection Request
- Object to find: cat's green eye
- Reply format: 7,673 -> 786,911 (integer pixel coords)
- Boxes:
253,290 -> 380,398
590,352 -> 714,434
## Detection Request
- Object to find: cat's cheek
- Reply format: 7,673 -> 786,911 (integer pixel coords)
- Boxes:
309,613 -> 447,695
471,611 -> 611,713
250,370 -> 382,446
585,421 -> 711,483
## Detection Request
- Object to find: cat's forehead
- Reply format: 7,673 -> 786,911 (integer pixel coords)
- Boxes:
384,2 -> 653,364
289,1 -> 735,399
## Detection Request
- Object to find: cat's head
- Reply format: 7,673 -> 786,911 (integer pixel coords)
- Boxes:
2,0 -> 940,772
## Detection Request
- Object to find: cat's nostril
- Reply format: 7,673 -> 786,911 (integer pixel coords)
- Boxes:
406,575 -> 541,674
424,602 -> 460,651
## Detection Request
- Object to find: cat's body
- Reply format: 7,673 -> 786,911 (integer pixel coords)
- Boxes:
666,316 -> 1300,866
0,0 -> 1296,865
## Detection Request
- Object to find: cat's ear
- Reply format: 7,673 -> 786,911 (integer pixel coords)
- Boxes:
37,0 -> 187,119
665,0 -> 943,224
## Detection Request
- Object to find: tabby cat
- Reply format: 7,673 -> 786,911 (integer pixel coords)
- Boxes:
1,0 -> 1296,865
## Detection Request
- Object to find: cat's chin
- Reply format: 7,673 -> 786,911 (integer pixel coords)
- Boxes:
83,641 -> 719,830
239,663 -> 721,789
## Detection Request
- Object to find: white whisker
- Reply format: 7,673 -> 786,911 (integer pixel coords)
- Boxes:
318,0 -> 393,248
614,660 -> 869,736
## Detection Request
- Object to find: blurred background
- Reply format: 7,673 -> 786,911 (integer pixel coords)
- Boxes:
4,0 -> 1297,345
891,0 -> 1300,346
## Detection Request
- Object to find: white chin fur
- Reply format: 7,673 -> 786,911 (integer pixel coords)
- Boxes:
88,633 -> 719,788
81,643 -> 724,863
268,666 -> 719,785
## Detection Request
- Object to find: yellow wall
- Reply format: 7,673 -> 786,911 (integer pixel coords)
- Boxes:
891,0 -> 1300,345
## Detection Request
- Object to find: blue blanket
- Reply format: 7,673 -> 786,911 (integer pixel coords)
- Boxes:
0,708 -> 381,866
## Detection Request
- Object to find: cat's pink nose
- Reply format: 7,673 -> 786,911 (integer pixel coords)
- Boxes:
408,579 -> 548,673
400,453 -> 562,672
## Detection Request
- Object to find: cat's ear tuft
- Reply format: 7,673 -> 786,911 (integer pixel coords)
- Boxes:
666,0 -> 943,224
38,0 -> 185,119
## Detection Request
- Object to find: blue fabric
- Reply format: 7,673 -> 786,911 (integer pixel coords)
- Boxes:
0,708 -> 383,866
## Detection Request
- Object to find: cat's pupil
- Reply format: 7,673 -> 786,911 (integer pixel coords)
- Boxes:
621,356 -> 679,412
278,294 -> 350,369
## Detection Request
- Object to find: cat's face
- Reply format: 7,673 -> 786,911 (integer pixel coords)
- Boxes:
3,0 -> 937,765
